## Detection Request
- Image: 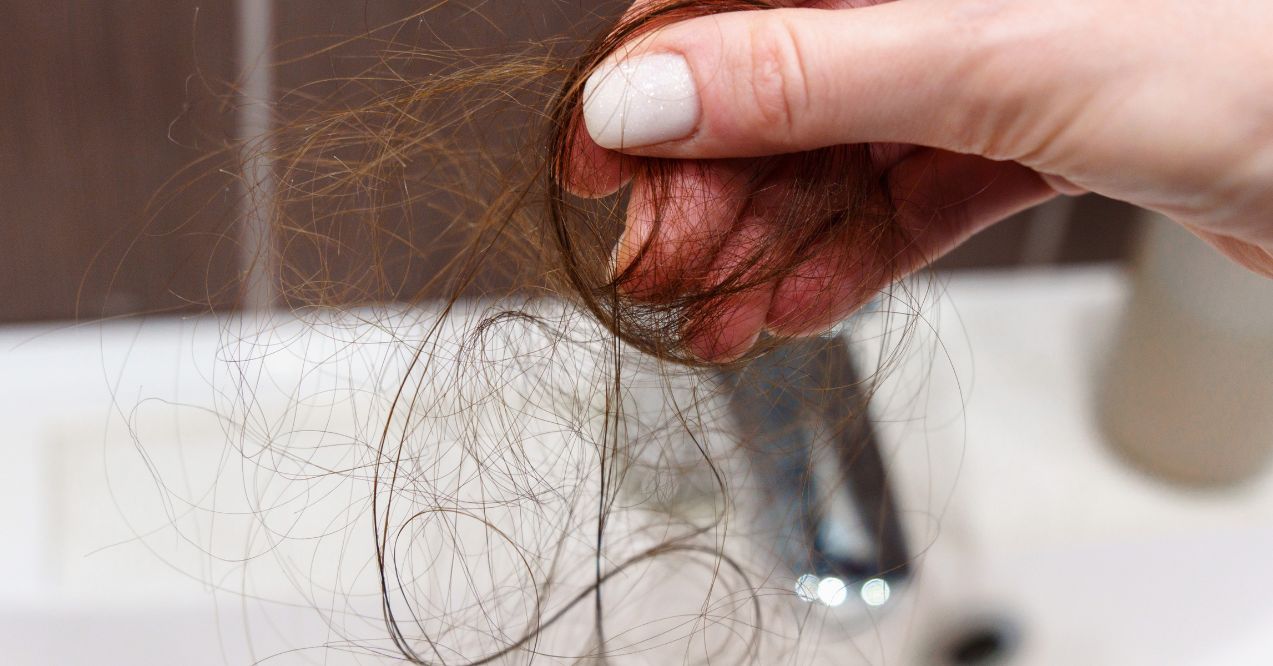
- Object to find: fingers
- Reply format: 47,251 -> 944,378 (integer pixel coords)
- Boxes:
1189,227 -> 1273,279
564,0 -> 820,197
766,149 -> 1056,336
683,218 -> 776,362
887,149 -> 1058,263
616,159 -> 753,298
581,2 -> 1054,160
620,149 -> 1055,357
563,109 -> 635,197
567,0 -> 1059,358
560,0 -> 669,196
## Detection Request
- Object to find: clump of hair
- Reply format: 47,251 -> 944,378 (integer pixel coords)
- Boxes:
544,0 -> 898,365
130,1 -> 922,664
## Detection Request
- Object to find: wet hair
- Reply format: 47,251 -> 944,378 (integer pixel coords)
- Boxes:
132,1 -> 932,663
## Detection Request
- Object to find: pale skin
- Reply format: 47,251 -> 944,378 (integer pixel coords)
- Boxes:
565,0 -> 1273,361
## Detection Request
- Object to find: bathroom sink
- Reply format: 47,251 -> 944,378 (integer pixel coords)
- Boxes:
2,267 -> 1271,665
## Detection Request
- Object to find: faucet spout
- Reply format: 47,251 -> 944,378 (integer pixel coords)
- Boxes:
725,335 -> 910,607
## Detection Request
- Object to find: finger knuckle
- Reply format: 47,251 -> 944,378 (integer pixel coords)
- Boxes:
743,17 -> 810,141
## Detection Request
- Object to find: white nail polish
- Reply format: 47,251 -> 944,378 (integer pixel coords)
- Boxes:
582,53 -> 699,150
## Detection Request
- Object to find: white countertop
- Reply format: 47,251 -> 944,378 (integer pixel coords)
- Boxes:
858,267 -> 1273,666
2,266 -> 1270,665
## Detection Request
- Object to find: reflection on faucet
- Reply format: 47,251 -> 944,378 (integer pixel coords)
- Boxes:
725,334 -> 910,609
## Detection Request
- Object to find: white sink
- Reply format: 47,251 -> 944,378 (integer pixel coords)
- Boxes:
2,268 -> 1271,665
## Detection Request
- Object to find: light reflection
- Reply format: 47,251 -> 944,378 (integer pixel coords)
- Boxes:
816,576 -> 849,607
797,574 -> 892,608
795,573 -> 821,602
860,577 -> 891,607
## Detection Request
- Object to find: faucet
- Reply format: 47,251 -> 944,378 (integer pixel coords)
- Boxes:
725,334 -> 910,609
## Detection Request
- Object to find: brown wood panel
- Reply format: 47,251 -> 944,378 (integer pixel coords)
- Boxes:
1057,195 -> 1140,264
0,1 -> 1135,325
933,210 -> 1035,270
0,1 -> 238,323
268,0 -> 629,307
935,194 -> 1138,270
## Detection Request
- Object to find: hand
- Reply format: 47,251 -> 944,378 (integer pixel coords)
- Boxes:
566,0 -> 1273,361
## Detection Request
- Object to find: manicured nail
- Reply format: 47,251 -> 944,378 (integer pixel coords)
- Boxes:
582,53 -> 699,150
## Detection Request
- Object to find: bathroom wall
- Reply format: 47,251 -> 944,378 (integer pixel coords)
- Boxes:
0,0 -> 1138,325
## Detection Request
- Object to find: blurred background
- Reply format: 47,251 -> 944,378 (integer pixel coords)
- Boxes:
0,0 -> 1142,326
3,2 -> 1273,665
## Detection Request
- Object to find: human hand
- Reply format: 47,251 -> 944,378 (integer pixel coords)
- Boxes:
566,0 -> 1273,361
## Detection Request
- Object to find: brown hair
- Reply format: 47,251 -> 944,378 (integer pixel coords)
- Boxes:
546,1 -> 898,366
138,1 -> 924,662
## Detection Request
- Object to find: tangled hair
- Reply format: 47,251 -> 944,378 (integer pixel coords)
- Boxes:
129,0 -> 934,663
544,0 -> 897,365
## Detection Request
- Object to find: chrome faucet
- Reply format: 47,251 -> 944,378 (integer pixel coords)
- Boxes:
725,334 -> 910,609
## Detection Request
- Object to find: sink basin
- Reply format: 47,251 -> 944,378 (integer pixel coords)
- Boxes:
2,267 -> 1271,664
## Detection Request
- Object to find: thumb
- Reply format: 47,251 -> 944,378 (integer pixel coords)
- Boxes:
582,2 -> 1048,159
